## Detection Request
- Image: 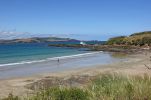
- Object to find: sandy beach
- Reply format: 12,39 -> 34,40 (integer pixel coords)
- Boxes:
0,51 -> 151,98
0,51 -> 123,80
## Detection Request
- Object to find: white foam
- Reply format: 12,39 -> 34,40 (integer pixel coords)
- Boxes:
0,51 -> 103,67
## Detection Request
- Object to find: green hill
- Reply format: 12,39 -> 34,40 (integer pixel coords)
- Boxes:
0,37 -> 78,44
130,31 -> 151,36
107,31 -> 151,46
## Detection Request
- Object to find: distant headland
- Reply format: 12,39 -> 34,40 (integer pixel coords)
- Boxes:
48,31 -> 151,53
1,31 -> 151,53
0,37 -> 79,44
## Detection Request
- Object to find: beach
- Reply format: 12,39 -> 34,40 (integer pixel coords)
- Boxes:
0,50 -> 150,98
0,51 -> 123,80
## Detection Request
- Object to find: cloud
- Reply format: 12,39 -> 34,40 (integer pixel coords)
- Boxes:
0,30 -> 121,41
0,31 -> 51,40
0,31 -> 30,40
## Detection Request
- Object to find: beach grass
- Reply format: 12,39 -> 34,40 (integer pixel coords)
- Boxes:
3,73 -> 151,100
89,73 -> 151,100
31,87 -> 89,100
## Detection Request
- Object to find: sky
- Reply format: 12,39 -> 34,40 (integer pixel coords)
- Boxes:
0,0 -> 151,40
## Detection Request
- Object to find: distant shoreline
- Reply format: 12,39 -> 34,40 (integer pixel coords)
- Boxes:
48,44 -> 150,53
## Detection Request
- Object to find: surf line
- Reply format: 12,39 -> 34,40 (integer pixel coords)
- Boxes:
0,51 -> 103,67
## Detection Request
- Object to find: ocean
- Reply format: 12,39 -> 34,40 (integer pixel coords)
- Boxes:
0,42 -> 89,66
0,42 -> 126,79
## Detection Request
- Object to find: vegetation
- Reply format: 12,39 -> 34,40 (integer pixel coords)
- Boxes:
31,87 -> 90,100
0,37 -> 77,44
3,73 -> 151,100
89,74 -> 151,100
2,93 -> 19,100
106,36 -> 126,45
106,31 -> 151,46
130,31 -> 151,36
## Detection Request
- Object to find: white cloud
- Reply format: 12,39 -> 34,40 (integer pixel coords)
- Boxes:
0,30 -> 120,40
0,31 -> 27,39
0,31 -> 43,40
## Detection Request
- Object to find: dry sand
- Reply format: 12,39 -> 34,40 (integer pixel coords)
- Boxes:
0,51 -> 151,98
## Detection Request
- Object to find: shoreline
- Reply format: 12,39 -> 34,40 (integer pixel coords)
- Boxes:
0,51 -> 151,98
0,51 -> 101,67
0,51 -> 122,80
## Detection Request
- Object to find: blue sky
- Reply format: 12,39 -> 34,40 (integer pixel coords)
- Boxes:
0,0 -> 151,40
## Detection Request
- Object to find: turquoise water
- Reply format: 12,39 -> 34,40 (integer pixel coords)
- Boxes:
0,42 -> 89,65
0,42 -> 126,79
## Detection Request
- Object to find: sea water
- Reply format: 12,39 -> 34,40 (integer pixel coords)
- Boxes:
0,42 -> 88,66
0,42 -> 125,79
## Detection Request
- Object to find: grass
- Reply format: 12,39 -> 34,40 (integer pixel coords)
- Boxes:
3,73 -> 151,100
31,87 -> 90,100
89,74 -> 151,100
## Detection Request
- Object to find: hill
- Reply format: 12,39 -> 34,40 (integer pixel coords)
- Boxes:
107,31 -> 151,46
0,37 -> 79,44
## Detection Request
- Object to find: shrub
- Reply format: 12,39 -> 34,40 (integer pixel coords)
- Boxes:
130,31 -> 151,36
31,87 -> 90,100
106,31 -> 151,46
106,36 -> 126,45
2,93 -> 19,100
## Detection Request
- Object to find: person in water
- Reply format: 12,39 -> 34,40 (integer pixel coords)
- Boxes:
57,58 -> 60,62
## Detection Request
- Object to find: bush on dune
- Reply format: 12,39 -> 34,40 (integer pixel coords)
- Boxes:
2,93 -> 19,100
31,87 -> 90,100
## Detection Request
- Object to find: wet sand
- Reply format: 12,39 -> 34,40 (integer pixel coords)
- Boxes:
0,51 -> 151,98
0,51 -> 124,80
